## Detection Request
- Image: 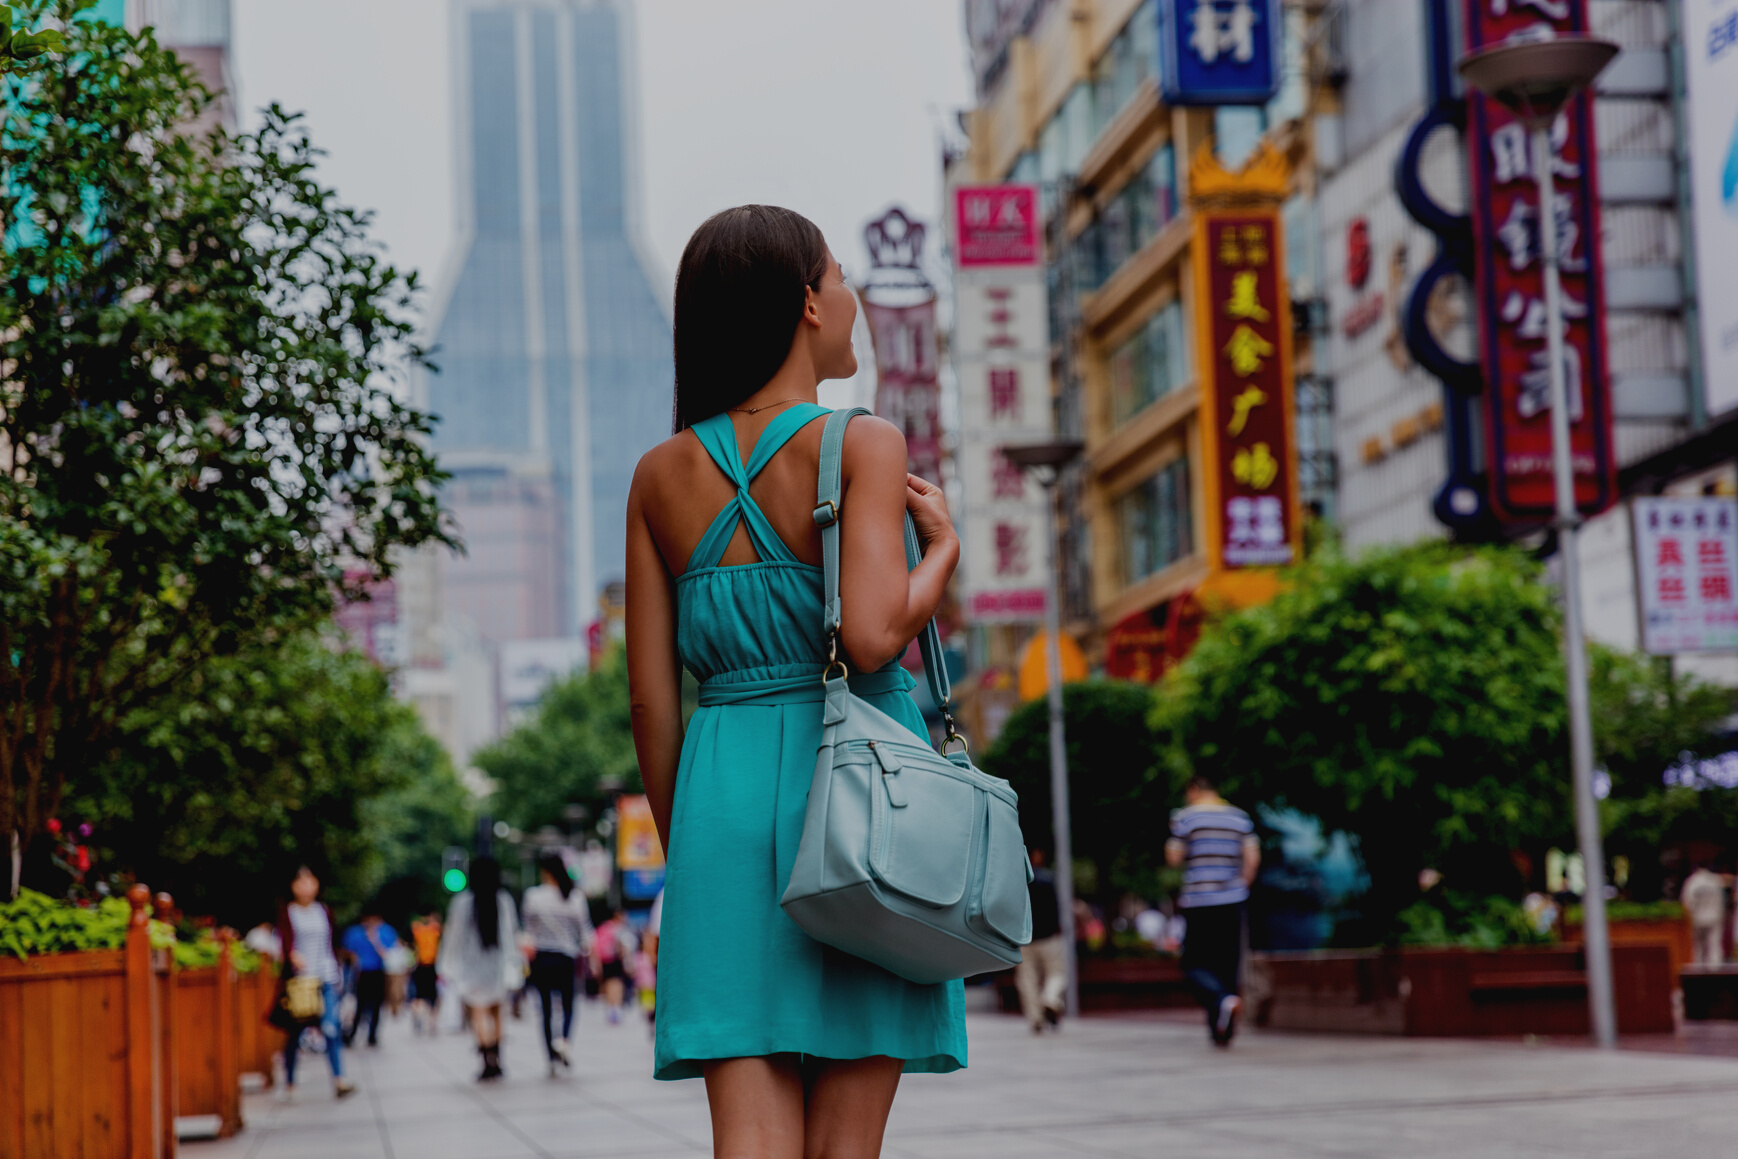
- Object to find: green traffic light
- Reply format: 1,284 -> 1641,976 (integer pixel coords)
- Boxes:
443,868 -> 467,892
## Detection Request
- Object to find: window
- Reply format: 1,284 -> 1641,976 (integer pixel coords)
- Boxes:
1119,457 -> 1193,584
1107,299 -> 1188,425
1091,0 -> 1159,139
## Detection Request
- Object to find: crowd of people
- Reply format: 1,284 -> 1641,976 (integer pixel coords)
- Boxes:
247,857 -> 663,1097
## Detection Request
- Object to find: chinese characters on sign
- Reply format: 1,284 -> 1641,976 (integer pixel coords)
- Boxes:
953,184 -> 1053,623
955,184 -> 1042,267
1463,0 -> 1615,521
1195,212 -> 1298,568
1158,0 -> 1282,106
1632,497 -> 1738,654
862,300 -> 943,485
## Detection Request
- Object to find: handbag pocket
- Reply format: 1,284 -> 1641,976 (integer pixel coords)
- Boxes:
860,740 -> 980,909
970,792 -> 1034,947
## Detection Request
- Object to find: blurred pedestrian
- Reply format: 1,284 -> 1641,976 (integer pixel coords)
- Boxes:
439,855 -> 520,1081
1167,774 -> 1260,1046
1014,848 -> 1066,1034
1683,863 -> 1727,965
522,853 -> 595,1075
275,866 -> 356,1099
410,911 -> 442,1035
591,908 -> 637,1025
341,905 -> 399,1047
638,888 -> 662,1030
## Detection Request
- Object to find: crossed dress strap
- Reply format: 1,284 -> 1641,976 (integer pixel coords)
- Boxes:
685,403 -> 830,574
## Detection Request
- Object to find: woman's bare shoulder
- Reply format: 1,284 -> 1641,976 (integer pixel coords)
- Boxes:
840,413 -> 907,476
630,429 -> 702,497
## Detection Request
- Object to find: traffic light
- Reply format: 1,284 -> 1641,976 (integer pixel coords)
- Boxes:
441,846 -> 468,893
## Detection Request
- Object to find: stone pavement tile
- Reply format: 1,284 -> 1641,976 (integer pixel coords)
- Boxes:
384,1116 -> 541,1159
507,1105 -> 707,1155
244,1124 -> 390,1159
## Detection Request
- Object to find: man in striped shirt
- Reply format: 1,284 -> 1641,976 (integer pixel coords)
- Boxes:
1167,774 -> 1260,1046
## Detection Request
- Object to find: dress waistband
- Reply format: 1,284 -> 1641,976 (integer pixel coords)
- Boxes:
697,666 -> 915,707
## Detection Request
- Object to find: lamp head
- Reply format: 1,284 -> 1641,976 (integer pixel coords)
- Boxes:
1456,36 -> 1619,127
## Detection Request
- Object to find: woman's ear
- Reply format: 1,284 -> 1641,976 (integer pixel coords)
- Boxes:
801,284 -> 822,328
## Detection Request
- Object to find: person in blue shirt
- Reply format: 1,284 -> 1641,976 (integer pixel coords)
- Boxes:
341,906 -> 400,1047
1167,774 -> 1260,1046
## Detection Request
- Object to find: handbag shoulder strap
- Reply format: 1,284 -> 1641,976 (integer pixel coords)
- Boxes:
813,408 -> 954,723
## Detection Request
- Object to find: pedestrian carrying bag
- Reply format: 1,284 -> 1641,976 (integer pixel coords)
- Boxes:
281,974 -> 325,1022
780,407 -> 1033,985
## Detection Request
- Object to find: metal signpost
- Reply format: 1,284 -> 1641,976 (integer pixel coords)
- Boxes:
1459,32 -> 1621,1048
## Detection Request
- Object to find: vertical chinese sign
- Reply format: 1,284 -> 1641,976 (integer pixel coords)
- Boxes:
1463,0 -> 1616,521
861,208 -> 944,484
1192,210 -> 1300,570
952,184 -> 1052,623
1632,497 -> 1738,654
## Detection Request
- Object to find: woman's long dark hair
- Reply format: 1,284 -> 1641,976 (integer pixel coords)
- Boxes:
470,855 -> 501,949
672,204 -> 829,432
538,852 -> 573,901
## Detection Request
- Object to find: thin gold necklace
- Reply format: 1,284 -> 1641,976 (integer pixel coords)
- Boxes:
730,397 -> 810,415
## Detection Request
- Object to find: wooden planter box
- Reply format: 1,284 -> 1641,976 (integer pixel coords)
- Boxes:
234,965 -> 282,1084
173,936 -> 242,1138
1564,916 -> 1693,979
994,955 -> 1193,1013
0,886 -> 178,1159
1249,944 -> 1675,1037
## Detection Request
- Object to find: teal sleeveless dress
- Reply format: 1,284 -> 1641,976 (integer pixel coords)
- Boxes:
652,403 -> 968,1082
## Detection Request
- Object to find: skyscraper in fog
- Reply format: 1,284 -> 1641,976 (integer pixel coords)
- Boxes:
428,0 -> 671,643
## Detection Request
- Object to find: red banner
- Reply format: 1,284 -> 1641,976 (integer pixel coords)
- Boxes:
863,298 -> 943,485
1463,0 -> 1615,521
1194,211 -> 1299,570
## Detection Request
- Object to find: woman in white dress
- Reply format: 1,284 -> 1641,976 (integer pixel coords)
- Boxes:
438,855 -> 520,1080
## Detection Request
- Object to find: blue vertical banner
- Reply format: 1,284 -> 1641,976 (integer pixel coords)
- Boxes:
1157,0 -> 1283,106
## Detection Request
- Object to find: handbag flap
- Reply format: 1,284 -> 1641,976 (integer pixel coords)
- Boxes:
869,749 -> 980,908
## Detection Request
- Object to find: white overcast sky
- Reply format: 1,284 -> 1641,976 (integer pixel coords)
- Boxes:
231,0 -> 972,317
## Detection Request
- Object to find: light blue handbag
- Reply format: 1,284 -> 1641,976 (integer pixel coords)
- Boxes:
779,407 -> 1033,985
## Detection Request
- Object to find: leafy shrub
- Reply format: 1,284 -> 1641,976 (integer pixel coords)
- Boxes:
1396,891 -> 1555,948
0,890 -> 171,959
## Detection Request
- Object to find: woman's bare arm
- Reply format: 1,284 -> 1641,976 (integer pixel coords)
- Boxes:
625,467 -> 683,853
836,418 -> 959,673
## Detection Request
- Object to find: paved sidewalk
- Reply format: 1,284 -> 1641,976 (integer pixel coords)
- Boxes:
189,1004 -> 1738,1159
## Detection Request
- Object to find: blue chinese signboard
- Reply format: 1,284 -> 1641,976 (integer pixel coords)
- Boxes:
1157,0 -> 1283,106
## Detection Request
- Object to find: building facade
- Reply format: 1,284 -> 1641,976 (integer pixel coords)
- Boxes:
427,0 -> 671,646
952,0 -> 1328,704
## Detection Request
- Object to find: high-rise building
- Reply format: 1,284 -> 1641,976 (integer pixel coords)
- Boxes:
427,0 -> 672,646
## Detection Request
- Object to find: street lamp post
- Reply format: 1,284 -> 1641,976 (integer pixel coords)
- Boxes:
1003,439 -> 1086,1020
1458,34 -> 1620,1048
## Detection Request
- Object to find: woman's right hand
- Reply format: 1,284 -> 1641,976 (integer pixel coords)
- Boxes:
905,473 -> 957,553
289,950 -> 306,971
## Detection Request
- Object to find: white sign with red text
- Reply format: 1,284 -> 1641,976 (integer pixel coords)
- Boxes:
1633,496 -> 1738,654
952,183 -> 1053,623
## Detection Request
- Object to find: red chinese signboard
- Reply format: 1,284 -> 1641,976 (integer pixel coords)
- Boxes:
1464,0 -> 1615,521
954,184 -> 1041,267
1194,211 -> 1299,570
862,299 -> 943,484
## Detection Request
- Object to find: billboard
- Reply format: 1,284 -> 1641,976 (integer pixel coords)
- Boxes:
1157,0 -> 1283,106
1632,497 -> 1738,654
1685,0 -> 1738,417
1192,210 -> 1300,570
1463,0 -> 1616,522
951,184 -> 1053,624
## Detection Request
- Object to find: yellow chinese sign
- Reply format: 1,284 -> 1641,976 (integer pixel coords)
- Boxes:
1193,210 -> 1298,572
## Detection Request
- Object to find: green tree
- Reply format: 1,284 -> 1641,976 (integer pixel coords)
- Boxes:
363,723 -> 475,920
1151,543 -> 1574,937
1591,648 -> 1737,899
978,680 -> 1168,901
63,633 -> 469,925
0,1 -> 451,892
475,648 -> 644,835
